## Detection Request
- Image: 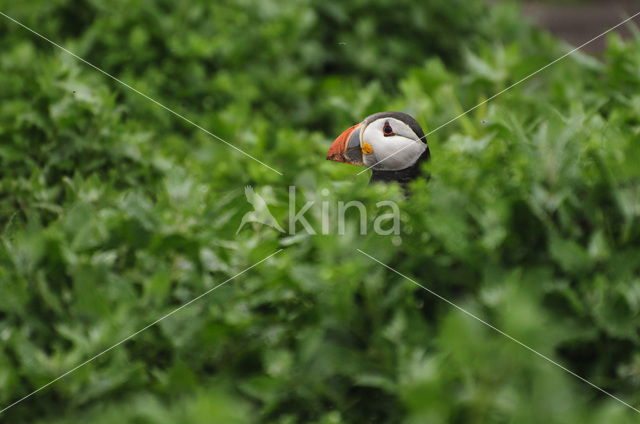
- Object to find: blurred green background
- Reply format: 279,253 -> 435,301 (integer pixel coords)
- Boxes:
1,0 -> 640,422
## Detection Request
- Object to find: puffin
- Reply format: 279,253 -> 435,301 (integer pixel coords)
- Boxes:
327,111 -> 430,185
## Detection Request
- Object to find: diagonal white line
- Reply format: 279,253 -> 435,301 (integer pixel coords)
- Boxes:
0,11 -> 283,176
357,10 -> 640,175
357,248 -> 640,414
0,249 -> 283,415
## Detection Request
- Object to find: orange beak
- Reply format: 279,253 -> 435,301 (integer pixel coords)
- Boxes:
326,123 -> 363,166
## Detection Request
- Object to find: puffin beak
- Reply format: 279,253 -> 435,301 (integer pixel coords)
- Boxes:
327,123 -> 363,166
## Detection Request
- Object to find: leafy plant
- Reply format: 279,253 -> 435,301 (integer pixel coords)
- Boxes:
1,0 -> 640,423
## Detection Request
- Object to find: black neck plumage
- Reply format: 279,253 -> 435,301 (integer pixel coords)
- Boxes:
369,148 -> 430,186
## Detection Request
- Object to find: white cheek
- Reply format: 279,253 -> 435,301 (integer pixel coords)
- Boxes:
363,136 -> 426,170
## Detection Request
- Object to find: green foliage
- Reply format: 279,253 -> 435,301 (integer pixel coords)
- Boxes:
1,0 -> 640,422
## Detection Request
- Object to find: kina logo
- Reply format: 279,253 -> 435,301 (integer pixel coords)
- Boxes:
236,186 -> 285,234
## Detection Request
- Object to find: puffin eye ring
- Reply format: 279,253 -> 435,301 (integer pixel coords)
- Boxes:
382,121 -> 394,137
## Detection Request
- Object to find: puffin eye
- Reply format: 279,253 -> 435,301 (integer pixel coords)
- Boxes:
383,121 -> 394,136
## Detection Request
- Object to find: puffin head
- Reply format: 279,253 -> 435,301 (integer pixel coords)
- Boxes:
327,111 -> 430,183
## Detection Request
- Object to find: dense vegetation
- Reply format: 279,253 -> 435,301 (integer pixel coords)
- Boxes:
1,0 -> 640,422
